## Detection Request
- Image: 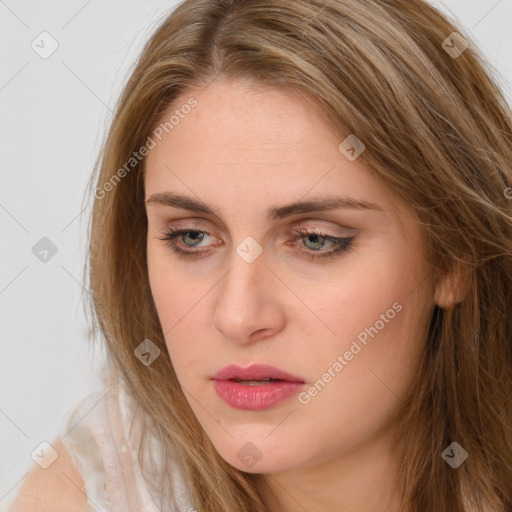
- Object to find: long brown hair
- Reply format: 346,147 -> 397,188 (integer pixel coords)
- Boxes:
85,1 -> 512,510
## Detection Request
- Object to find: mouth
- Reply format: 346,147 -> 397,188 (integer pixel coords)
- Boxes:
211,363 -> 306,411
212,363 -> 305,383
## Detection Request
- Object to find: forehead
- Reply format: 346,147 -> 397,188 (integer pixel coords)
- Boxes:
143,80 -> 404,226
147,80 -> 341,163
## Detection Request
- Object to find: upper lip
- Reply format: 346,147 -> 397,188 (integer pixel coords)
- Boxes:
212,363 -> 305,383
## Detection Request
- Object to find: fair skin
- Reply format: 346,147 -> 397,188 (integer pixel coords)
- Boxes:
8,439 -> 89,512
8,80 -> 464,512
144,79 -> 458,512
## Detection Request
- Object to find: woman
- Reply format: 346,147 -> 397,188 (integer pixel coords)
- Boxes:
9,0 -> 512,511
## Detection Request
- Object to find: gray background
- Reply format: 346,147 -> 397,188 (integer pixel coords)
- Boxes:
1,0 -> 511,506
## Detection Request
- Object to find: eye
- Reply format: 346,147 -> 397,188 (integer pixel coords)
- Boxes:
291,226 -> 354,261
157,228 -> 219,260
157,225 -> 355,262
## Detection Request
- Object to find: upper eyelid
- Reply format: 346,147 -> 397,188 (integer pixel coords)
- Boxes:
158,218 -> 358,238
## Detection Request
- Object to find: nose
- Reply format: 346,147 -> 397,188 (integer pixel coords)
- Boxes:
212,245 -> 286,345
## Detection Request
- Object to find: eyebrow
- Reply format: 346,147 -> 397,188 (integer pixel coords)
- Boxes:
146,192 -> 383,219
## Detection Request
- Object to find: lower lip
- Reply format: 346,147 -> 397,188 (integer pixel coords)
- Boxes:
212,379 -> 305,411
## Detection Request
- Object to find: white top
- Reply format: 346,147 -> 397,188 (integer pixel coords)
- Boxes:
58,365 -> 194,512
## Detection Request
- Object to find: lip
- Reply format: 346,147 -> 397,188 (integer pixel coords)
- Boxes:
212,363 -> 305,383
211,364 -> 306,411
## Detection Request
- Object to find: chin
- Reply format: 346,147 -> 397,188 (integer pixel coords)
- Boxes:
213,438 -> 301,474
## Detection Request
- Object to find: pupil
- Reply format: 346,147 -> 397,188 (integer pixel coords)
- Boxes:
305,234 -> 324,250
185,231 -> 203,246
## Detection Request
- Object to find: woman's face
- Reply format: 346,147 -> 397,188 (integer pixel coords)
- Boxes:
144,79 -> 436,475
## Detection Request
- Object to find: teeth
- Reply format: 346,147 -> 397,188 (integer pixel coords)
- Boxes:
233,378 -> 280,385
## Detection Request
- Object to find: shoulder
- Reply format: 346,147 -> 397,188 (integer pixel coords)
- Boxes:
7,438 -> 90,512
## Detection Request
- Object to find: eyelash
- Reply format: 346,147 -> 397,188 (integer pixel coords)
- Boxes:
157,226 -> 355,262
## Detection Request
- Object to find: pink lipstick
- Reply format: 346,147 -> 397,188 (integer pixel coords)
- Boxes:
212,363 -> 305,411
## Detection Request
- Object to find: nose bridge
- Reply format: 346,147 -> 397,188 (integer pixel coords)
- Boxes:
225,233 -> 268,292
212,237 -> 283,343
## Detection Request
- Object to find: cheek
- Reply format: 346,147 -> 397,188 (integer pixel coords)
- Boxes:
304,245 -> 417,337
147,245 -> 174,325
295,280 -> 429,451
298,242 -> 429,382
146,244 -> 209,376
147,243 -> 200,327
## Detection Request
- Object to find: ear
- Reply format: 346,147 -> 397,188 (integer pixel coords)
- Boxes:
434,260 -> 472,308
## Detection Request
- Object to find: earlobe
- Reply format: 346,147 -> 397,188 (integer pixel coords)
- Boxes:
434,260 -> 472,308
